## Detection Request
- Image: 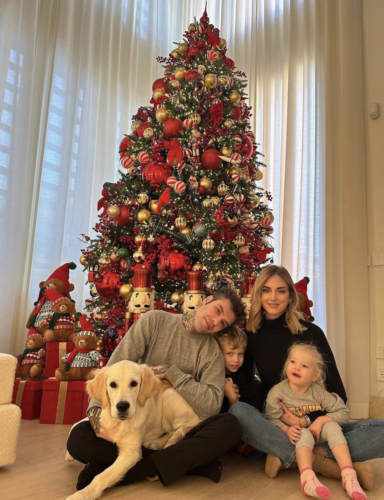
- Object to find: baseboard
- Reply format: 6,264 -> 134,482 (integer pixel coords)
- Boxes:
369,395 -> 384,419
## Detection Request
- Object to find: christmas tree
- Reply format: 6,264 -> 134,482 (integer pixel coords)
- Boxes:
80,10 -> 274,356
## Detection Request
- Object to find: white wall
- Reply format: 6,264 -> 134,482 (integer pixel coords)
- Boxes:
362,0 -> 384,400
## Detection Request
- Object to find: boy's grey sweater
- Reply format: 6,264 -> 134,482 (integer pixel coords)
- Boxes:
88,310 -> 225,420
264,379 -> 349,428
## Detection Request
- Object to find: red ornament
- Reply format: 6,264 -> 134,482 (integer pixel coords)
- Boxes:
137,151 -> 150,164
120,156 -> 134,169
158,271 -> 169,283
143,161 -> 172,187
95,272 -> 121,298
231,106 -> 242,121
207,50 -> 219,62
174,181 -> 186,193
119,136 -> 131,157
152,78 -> 168,91
261,216 -> 272,228
166,175 -> 177,186
110,205 -> 134,226
201,149 -> 222,171
198,185 -> 207,194
163,118 -> 184,138
137,122 -> 151,137
158,250 -> 192,281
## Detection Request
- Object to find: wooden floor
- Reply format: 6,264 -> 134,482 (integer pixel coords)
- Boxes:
1,419 -> 383,500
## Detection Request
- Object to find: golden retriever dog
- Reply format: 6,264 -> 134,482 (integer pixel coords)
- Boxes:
66,360 -> 201,500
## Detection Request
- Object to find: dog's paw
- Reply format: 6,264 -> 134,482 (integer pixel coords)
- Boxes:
65,451 -> 74,462
65,490 -> 94,500
143,439 -> 165,450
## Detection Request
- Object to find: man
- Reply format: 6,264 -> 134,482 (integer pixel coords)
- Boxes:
67,287 -> 246,490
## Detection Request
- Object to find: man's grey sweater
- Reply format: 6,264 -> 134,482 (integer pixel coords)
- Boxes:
88,310 -> 225,420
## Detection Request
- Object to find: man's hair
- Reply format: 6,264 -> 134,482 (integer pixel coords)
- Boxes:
215,325 -> 248,350
211,287 -> 246,325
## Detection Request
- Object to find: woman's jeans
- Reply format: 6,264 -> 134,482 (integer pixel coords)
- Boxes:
229,402 -> 384,468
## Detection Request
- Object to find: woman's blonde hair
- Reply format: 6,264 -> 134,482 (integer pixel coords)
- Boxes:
282,343 -> 326,389
246,265 -> 306,334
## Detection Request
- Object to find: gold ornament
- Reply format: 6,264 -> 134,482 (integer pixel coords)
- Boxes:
192,262 -> 203,271
188,23 -> 196,32
190,112 -> 201,124
199,177 -> 213,190
156,107 -> 169,123
98,255 -> 111,266
137,209 -> 152,224
137,193 -> 149,204
153,88 -> 165,100
234,233 -> 246,247
174,67 -> 186,80
217,182 -> 228,195
210,197 -> 221,206
179,227 -> 192,234
134,234 -> 147,244
226,215 -> 238,228
197,65 -> 206,75
110,252 -> 120,263
175,216 -> 187,228
264,212 -> 275,223
170,79 -> 181,88
131,121 -> 140,132
204,73 -> 218,89
191,129 -> 201,138
229,165 -> 240,175
178,42 -> 188,54
143,127 -> 154,139
148,200 -> 159,213
133,246 -> 145,262
224,119 -> 234,129
239,245 -> 250,254
248,195 -> 260,208
171,292 -> 184,304
171,49 -> 181,59
107,205 -> 120,218
254,169 -> 263,181
203,198 -> 212,208
218,75 -> 228,86
202,236 -> 215,251
220,146 -> 233,156
79,255 -> 88,267
120,284 -> 133,300
219,38 -> 227,49
230,91 -> 241,103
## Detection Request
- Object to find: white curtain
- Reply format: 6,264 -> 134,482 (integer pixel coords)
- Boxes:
0,0 -> 342,364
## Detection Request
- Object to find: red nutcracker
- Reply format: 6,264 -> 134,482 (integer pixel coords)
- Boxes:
125,268 -> 154,332
182,271 -> 205,314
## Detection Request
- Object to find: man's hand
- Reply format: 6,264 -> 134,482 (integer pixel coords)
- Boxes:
286,425 -> 302,445
224,377 -> 240,406
279,399 -> 302,427
87,407 -> 113,442
150,365 -> 170,379
308,416 -> 332,441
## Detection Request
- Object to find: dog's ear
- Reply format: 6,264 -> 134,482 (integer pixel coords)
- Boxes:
137,365 -> 158,407
87,368 -> 109,409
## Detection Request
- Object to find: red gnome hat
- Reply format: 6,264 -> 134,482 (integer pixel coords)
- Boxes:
45,262 -> 77,298
44,288 -> 66,307
294,277 -> 314,322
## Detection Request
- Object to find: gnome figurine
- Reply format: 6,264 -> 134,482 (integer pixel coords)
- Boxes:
125,268 -> 154,332
182,271 -> 205,314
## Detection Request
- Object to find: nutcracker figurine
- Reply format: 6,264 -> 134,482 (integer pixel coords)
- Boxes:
241,276 -> 257,327
182,271 -> 205,314
125,268 -> 154,332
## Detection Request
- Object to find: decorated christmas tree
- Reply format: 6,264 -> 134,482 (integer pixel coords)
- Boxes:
80,9 -> 274,356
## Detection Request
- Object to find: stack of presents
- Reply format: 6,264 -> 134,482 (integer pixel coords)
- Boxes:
12,263 -> 107,424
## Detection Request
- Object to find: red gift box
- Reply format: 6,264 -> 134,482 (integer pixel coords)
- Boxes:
40,378 -> 87,424
45,342 -> 75,377
12,379 -> 43,420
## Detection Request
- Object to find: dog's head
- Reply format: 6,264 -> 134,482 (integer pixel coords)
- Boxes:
87,361 -> 160,420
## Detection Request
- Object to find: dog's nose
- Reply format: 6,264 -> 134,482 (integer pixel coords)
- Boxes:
116,401 -> 130,413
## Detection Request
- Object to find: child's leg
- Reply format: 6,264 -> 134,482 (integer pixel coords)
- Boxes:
296,429 -> 331,499
321,422 -> 368,500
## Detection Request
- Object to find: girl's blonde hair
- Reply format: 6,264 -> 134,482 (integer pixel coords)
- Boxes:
246,265 -> 306,334
282,343 -> 326,388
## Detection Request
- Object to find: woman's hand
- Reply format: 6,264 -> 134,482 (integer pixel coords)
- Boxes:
285,425 -> 302,445
225,377 -> 240,405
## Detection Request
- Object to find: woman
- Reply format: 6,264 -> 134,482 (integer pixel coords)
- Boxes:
229,265 -> 384,491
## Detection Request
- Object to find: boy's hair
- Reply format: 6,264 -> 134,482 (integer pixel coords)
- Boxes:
211,287 -> 246,325
282,342 -> 327,388
215,325 -> 248,350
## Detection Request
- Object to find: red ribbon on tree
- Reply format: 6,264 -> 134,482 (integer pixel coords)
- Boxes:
156,187 -> 171,213
204,28 -> 220,48
210,101 -> 224,123
164,139 -> 183,165
97,188 -> 109,214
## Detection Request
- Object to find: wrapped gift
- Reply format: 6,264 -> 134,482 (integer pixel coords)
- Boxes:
40,378 -> 87,424
98,357 -> 109,369
12,379 -> 43,420
45,341 -> 75,377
